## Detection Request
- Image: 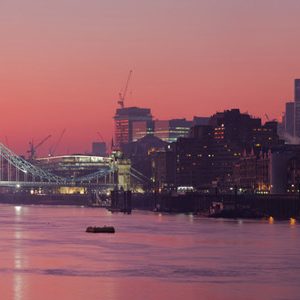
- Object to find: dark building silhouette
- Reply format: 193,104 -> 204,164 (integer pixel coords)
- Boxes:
285,102 -> 295,137
189,125 -> 213,140
295,79 -> 300,102
209,109 -> 261,149
192,116 -> 210,126
252,121 -> 282,151
270,144 -> 300,194
121,135 -> 167,183
92,142 -> 106,156
151,109 -> 282,192
294,79 -> 300,137
233,150 -> 270,193
151,148 -> 176,190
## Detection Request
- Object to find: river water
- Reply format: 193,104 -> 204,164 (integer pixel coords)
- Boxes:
0,204 -> 299,300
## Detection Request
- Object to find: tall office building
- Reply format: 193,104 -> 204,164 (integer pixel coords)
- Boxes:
132,120 -> 154,142
285,102 -> 294,136
294,79 -> 300,137
154,119 -> 192,143
295,79 -> 300,102
114,107 -> 152,147
209,109 -> 261,145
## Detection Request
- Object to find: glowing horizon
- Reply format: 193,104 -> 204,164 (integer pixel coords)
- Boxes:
1,0 -> 300,156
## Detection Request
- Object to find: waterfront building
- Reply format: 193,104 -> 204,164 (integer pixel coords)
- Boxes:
270,144 -> 300,194
151,148 -> 176,190
252,121 -> 282,150
209,109 -> 261,148
233,150 -> 270,193
154,110 -> 282,192
151,123 -> 238,191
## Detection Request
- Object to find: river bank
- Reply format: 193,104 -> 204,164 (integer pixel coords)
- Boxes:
1,191 -> 299,219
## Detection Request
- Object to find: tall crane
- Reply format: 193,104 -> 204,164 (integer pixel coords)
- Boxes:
28,135 -> 52,160
118,70 -> 133,108
97,131 -> 105,142
265,113 -> 277,122
49,129 -> 66,156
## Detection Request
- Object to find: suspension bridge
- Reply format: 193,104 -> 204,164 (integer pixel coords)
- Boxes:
0,143 -> 150,191
0,143 -> 117,189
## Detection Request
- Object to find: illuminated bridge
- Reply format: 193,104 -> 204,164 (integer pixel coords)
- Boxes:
0,143 -> 150,192
0,143 -> 117,190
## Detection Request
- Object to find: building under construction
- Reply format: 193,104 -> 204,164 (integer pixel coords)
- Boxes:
114,107 -> 153,147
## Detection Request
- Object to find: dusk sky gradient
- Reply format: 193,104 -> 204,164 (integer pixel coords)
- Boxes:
1,0 -> 300,156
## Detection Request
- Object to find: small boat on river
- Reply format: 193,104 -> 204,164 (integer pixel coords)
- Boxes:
86,226 -> 115,233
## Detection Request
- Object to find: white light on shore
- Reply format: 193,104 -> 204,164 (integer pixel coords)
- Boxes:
14,206 -> 22,213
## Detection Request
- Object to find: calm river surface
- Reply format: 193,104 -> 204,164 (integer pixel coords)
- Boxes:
1,204 -> 300,300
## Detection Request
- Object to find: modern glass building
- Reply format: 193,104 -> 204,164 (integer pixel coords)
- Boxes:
154,119 -> 193,143
114,107 -> 152,147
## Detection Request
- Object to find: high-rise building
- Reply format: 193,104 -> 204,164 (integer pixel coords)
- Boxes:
295,79 -> 300,102
294,79 -> 300,137
285,102 -> 294,136
114,107 -> 152,147
154,119 -> 192,143
132,120 -> 154,142
209,109 -> 261,147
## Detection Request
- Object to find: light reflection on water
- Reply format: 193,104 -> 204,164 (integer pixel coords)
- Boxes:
0,204 -> 300,300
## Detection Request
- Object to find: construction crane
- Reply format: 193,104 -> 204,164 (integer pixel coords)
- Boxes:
265,113 -> 277,122
27,135 -> 52,160
118,70 -> 133,108
49,129 -> 66,156
97,131 -> 105,142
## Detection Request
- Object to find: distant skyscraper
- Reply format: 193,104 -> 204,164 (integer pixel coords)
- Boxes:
92,142 -> 106,156
132,120 -> 154,142
294,79 -> 300,137
295,79 -> 300,102
114,107 -> 152,147
285,102 -> 294,136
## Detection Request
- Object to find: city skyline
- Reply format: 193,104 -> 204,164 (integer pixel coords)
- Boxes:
1,0 -> 300,155
1,2 -> 300,299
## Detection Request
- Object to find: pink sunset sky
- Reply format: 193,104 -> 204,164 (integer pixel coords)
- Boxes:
0,0 -> 300,156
